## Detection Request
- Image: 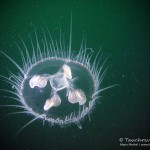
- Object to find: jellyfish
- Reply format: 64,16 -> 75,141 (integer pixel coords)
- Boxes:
0,20 -> 115,134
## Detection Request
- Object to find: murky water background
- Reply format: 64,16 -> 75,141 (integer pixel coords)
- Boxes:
0,0 -> 150,149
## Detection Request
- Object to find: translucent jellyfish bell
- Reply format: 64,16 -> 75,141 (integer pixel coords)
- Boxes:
20,59 -> 97,130
0,21 -> 115,132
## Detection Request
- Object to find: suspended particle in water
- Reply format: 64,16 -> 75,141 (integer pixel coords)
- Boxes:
0,20 -> 114,133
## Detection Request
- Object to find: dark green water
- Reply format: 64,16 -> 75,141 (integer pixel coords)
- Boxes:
0,0 -> 150,150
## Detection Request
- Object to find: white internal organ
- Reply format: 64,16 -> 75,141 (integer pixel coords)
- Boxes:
29,75 -> 48,88
68,89 -> 87,105
63,64 -> 72,79
44,94 -> 61,111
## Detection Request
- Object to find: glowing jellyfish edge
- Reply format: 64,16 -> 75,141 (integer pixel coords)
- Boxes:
0,23 -> 113,131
